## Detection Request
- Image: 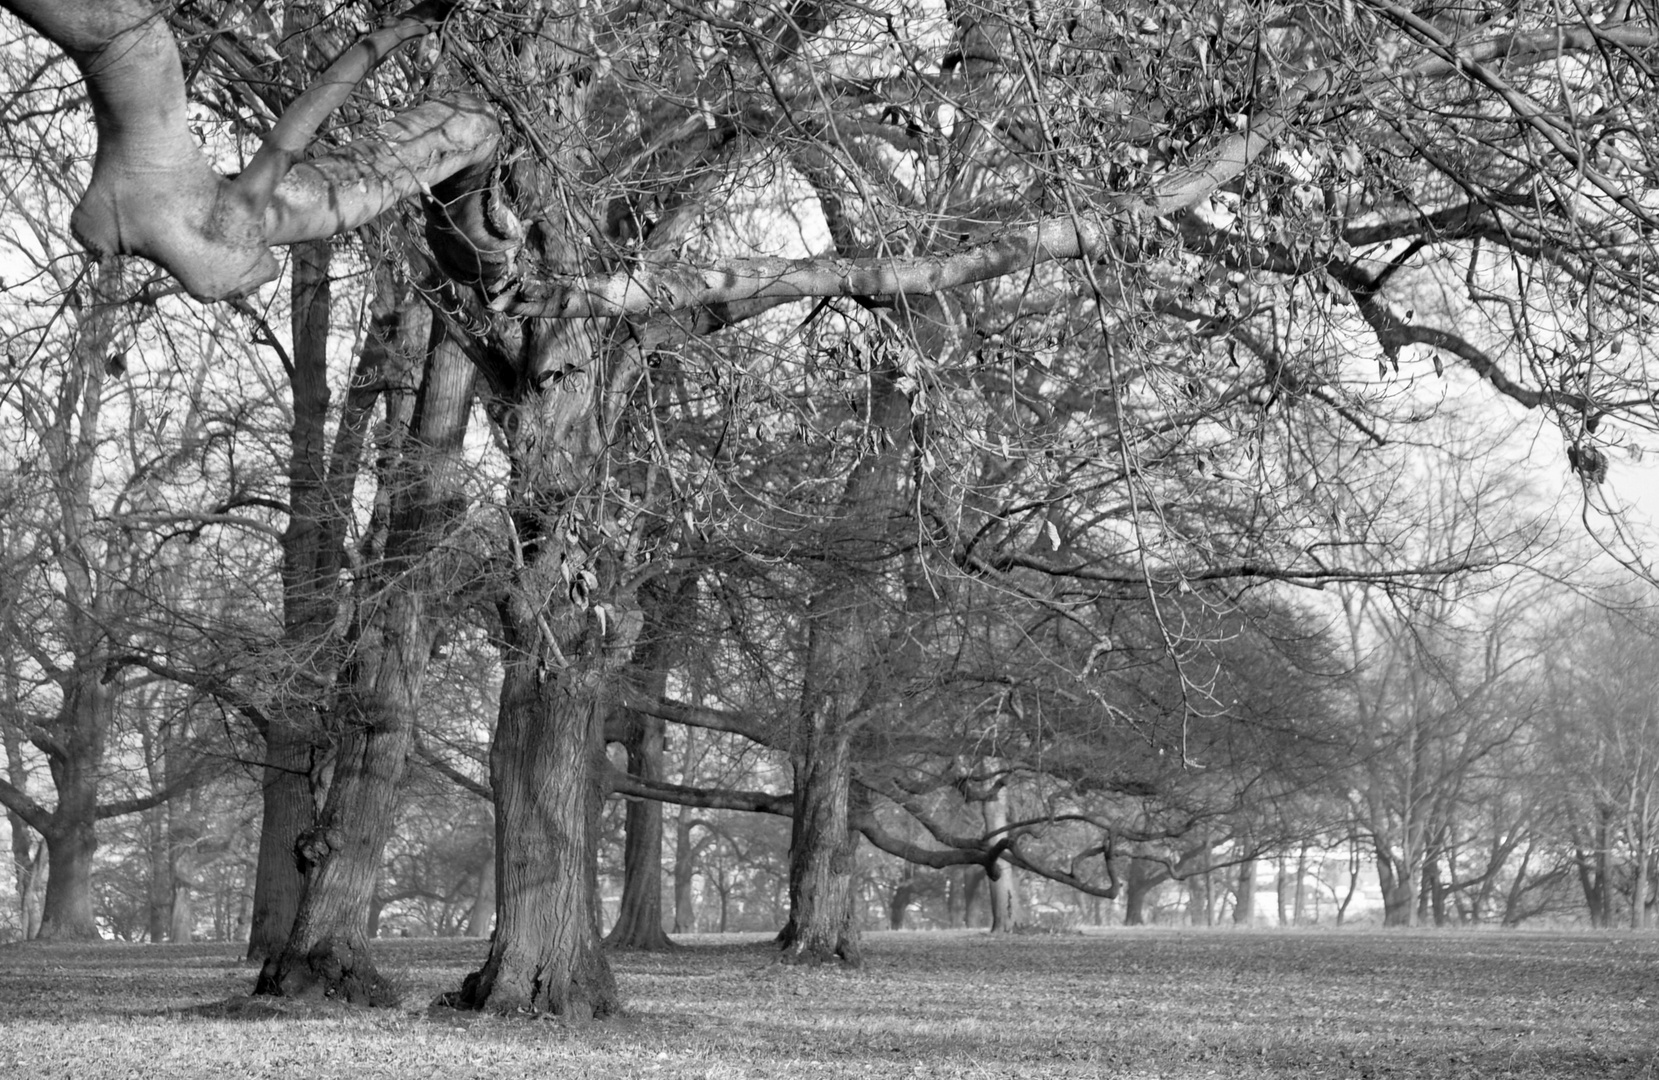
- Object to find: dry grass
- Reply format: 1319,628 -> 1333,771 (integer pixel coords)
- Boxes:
1,928 -> 1656,1078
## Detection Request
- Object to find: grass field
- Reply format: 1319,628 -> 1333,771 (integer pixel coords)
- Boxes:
1,928 -> 1655,1078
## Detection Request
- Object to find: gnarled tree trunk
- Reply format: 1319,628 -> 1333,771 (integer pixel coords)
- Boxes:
449,650 -> 621,1016
255,300 -> 467,1003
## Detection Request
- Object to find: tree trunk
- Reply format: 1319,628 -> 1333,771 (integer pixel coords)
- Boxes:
1123,861 -> 1159,926
1232,853 -> 1256,926
448,654 -> 620,1018
606,710 -> 672,949
605,618 -> 676,950
255,309 -> 470,1003
249,237 -> 344,962
146,806 -> 170,942
1374,846 -> 1417,927
672,808 -> 698,934
984,792 -> 1016,933
254,586 -> 432,1003
962,864 -> 984,927
778,721 -> 861,965
167,791 -> 198,943
5,727 -> 41,937
37,677 -> 115,941
1292,845 -> 1308,925
465,842 -> 494,936
246,723 -> 316,960
778,362 -> 911,966
21,842 -> 45,940
888,866 -> 916,930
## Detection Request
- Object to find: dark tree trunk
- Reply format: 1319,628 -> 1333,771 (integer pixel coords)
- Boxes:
448,653 -> 621,1017
778,721 -> 861,965
1232,853 -> 1256,926
146,805 -> 170,942
1374,844 -> 1417,927
605,609 -> 677,951
246,723 -> 316,960
37,819 -> 98,941
254,588 -> 434,1003
606,711 -> 671,949
248,238 -> 352,961
1122,858 -> 1165,926
255,307 -> 470,1004
778,364 -> 910,966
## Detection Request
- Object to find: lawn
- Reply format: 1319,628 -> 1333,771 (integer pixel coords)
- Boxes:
1,929 -> 1655,1078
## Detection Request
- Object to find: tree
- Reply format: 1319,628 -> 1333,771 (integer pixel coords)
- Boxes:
8,0 -> 1659,1013
1544,601 -> 1659,929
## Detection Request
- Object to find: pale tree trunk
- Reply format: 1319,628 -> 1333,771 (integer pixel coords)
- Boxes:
984,791 -> 1016,933
962,865 -> 984,927
37,677 -> 115,941
673,807 -> 698,934
257,307 -> 471,1003
1232,853 -> 1256,926
1632,785 -> 1651,930
21,843 -> 45,940
464,832 -> 495,937
4,727 -> 40,937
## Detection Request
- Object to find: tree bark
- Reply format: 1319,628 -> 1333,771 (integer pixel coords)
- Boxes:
779,709 -> 862,964
447,650 -> 622,1017
255,306 -> 470,1003
36,677 -> 115,941
605,597 -> 680,951
984,792 -> 1016,933
606,708 -> 672,950
246,724 -> 316,960
777,358 -> 913,965
1123,864 -> 1158,926
672,807 -> 698,934
249,236 -> 338,961
1232,852 -> 1256,926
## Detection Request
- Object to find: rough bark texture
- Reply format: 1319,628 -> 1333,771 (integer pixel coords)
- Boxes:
779,723 -> 861,965
448,661 -> 621,1017
249,237 -> 337,960
606,706 -> 673,949
256,306 -> 471,1003
254,588 -> 433,1003
777,360 -> 912,967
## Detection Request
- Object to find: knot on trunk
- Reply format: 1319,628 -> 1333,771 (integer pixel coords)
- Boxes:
293,826 -> 345,872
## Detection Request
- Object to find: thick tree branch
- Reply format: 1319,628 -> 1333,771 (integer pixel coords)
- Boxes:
2,0 -> 498,299
606,766 -> 793,816
0,774 -> 52,834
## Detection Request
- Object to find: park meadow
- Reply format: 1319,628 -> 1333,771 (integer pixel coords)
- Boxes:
2,928 -> 1655,1079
